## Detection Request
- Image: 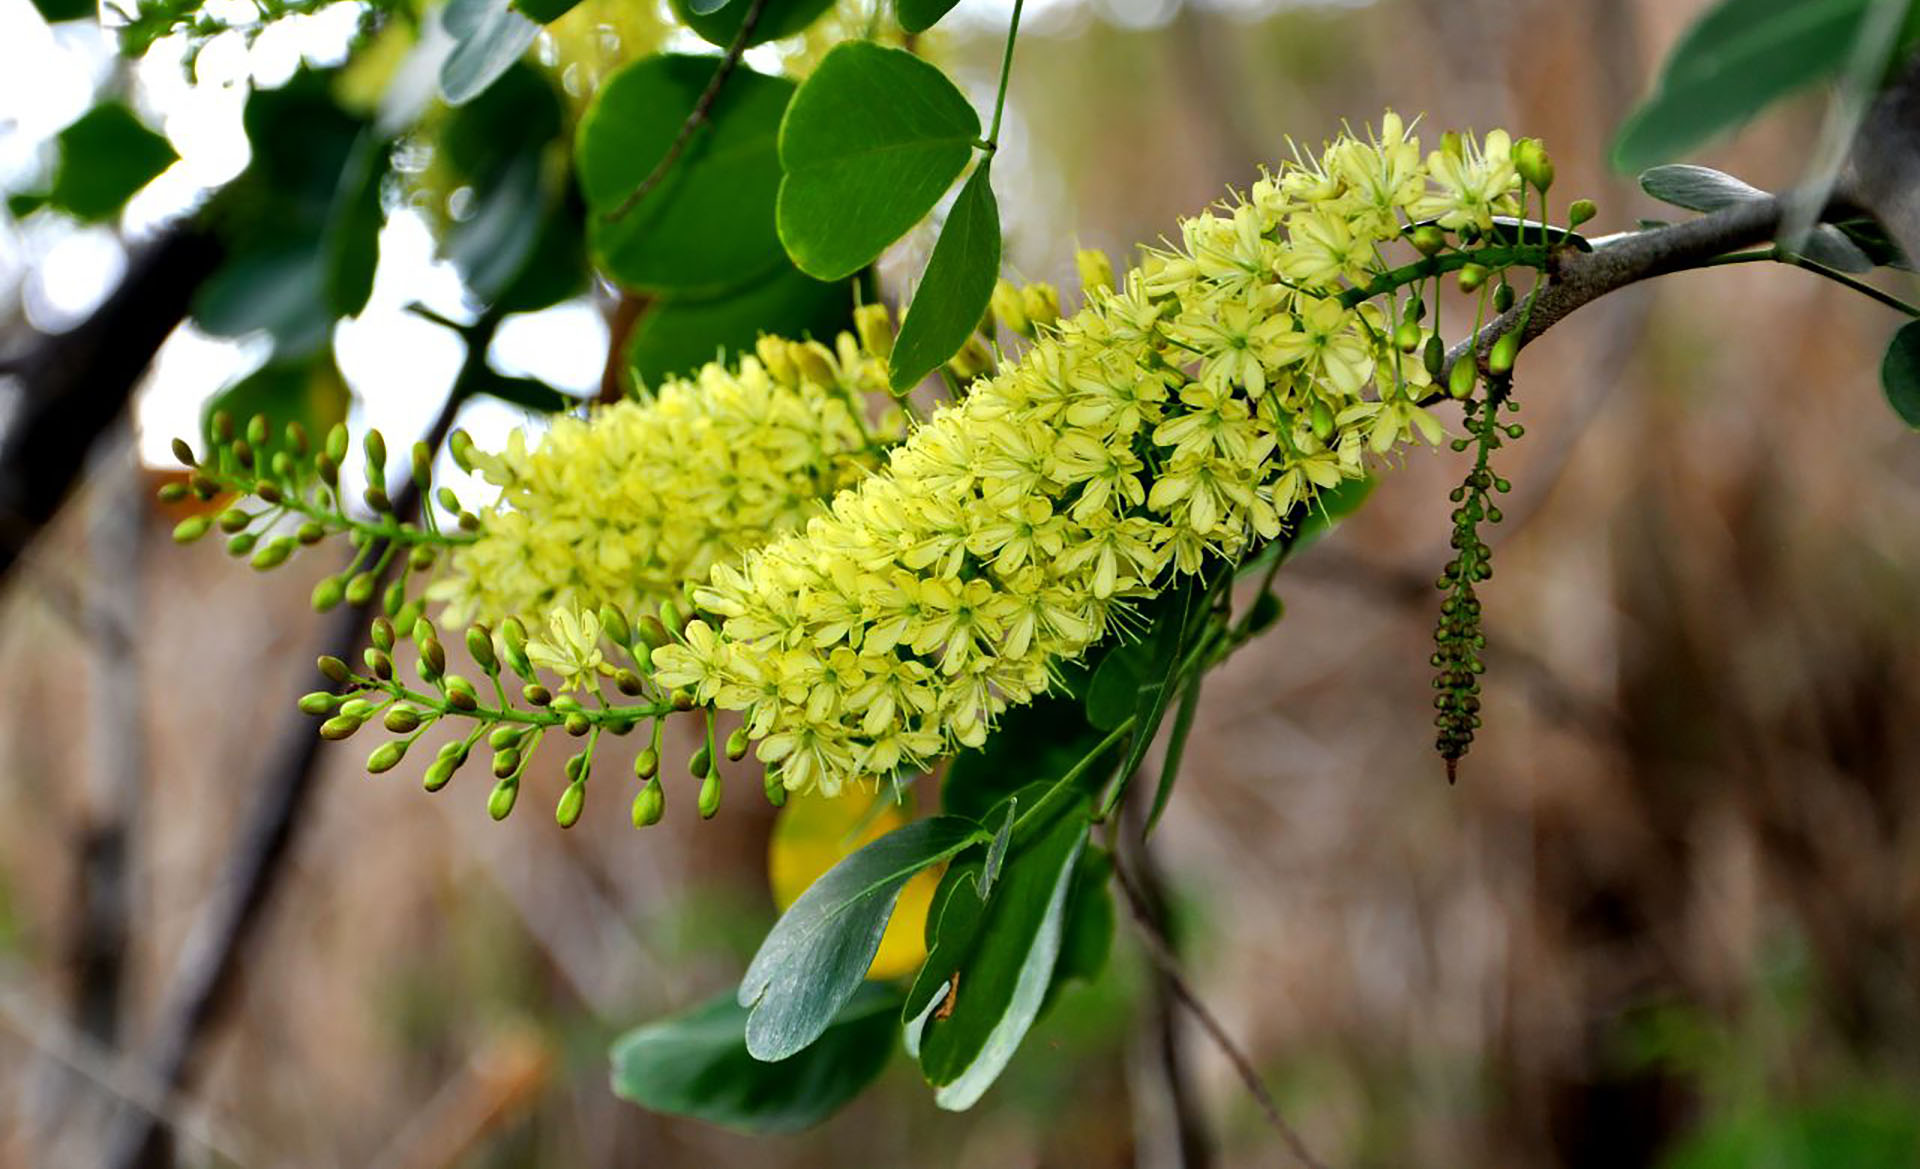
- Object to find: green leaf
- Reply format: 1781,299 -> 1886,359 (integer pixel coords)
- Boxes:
1880,319 -> 1920,429
45,103 -> 177,223
626,262 -> 858,386
740,815 -> 982,1062
1483,216 -> 1592,252
917,802 -> 1089,1111
686,0 -> 730,14
31,0 -> 96,23
1083,646 -> 1142,735
578,55 -> 794,294
903,859 -> 988,1028
776,41 -> 980,281
1109,575 -> 1207,790
201,355 -> 350,450
1050,847 -> 1115,993
1612,0 -> 1920,173
889,163 -> 1001,392
979,798 -> 1015,899
670,0 -> 837,49
1640,163 -> 1768,212
440,0 -> 541,105
942,683 -> 1101,823
193,242 -> 334,358
510,0 -> 579,21
897,0 -> 962,33
322,131 -> 386,319
610,984 -> 898,1133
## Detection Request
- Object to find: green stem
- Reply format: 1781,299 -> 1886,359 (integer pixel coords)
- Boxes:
1012,716 -> 1132,842
984,0 -> 1025,149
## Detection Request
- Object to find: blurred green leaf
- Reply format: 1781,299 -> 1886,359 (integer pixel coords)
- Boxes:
509,0 -> 579,20
322,131 -> 386,318
918,801 -> 1088,1111
1664,1094 -> 1920,1169
941,681 -> 1103,823
904,859 -> 987,1028
626,261 -> 856,385
670,0 -> 836,49
578,54 -> 794,294
1612,0 -> 1920,173
1640,163 -> 1768,211
44,103 -> 176,222
201,355 -> 350,449
31,0 -> 95,24
193,243 -> 334,358
1880,319 -> 1920,428
777,41 -> 979,281
686,0 -> 730,14
897,0 -> 963,34
610,985 -> 898,1133
440,0 -> 541,105
740,815 -> 981,1062
889,162 -> 1000,392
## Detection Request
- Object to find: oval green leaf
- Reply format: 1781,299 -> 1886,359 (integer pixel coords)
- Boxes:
626,262 -> 857,386
439,0 -> 542,105
1880,319 -> 1920,429
897,0 -> 963,34
611,985 -> 898,1133
740,815 -> 982,1062
46,103 -> 177,223
777,41 -> 981,281
889,163 -> 1000,392
578,54 -> 794,294
671,0 -> 836,49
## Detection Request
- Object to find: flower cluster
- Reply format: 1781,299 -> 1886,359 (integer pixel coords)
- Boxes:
651,115 -> 1522,796
430,331 -> 902,629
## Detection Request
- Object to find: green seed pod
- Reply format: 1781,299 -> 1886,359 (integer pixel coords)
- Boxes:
410,441 -> 432,491
249,537 -> 294,571
295,521 -> 325,545
1410,224 -> 1447,256
225,532 -> 257,558
725,726 -> 749,762
217,508 -> 251,533
371,616 -> 396,652
1393,320 -> 1421,354
1309,399 -> 1335,443
318,655 -> 351,683
523,683 -> 552,707
172,515 -> 213,544
633,748 -> 659,780
1493,282 -> 1515,313
556,781 -> 585,829
487,777 -> 519,821
344,572 -> 377,606
564,712 -> 591,737
320,714 -> 363,741
763,767 -> 787,808
445,674 -> 478,712
1568,198 -> 1597,228
631,780 -> 664,827
366,740 -> 406,774
598,604 -> 632,648
1449,354 -> 1477,400
1422,335 -> 1445,381
384,706 -> 422,733
467,625 -> 499,674
1488,330 -> 1519,376
364,647 -> 394,681
697,770 -> 721,819
298,691 -> 338,716
492,747 -> 520,780
1457,263 -> 1488,293
614,668 -> 645,697
171,437 -> 198,467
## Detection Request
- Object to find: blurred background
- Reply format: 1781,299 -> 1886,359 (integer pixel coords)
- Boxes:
5,0 -> 1920,1165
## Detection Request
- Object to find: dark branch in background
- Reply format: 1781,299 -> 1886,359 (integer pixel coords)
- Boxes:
599,291 -> 650,404
0,224 -> 223,585
1844,51 -> 1920,276
604,0 -> 768,223
99,322 -> 491,1169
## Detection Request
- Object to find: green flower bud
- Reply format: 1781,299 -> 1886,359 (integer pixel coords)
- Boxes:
467,625 -> 498,674
991,278 -> 1030,337
408,545 -> 435,572
226,532 -> 257,557
1448,354 -> 1477,400
410,441 -> 432,491
394,601 -> 424,643
284,421 -> 308,456
445,674 -> 478,712
523,683 -> 552,707
366,740 -> 406,774
1021,282 -> 1061,332
1515,138 -> 1554,191
1493,282 -> 1515,313
492,747 -> 520,780
344,572 -> 377,606
325,423 -> 349,465
550,695 -> 581,715
487,777 -> 519,821
659,600 -> 685,637
598,604 -> 631,648
564,753 -> 588,783
298,691 -> 338,716
363,486 -> 392,514
614,668 -> 645,697
637,615 -> 669,650
1457,263 -> 1488,293
448,429 -> 475,474
853,302 -> 894,360
1410,224 -> 1447,256
364,647 -> 393,681
383,706 -> 422,733
189,473 -> 219,499
363,429 -> 387,473
457,511 -> 480,531
382,578 -> 406,618
671,689 -> 695,712
489,726 -> 523,750
371,616 -> 395,652
564,712 -> 591,737
210,411 -> 235,444
249,537 -> 294,571
1568,198 -> 1597,228
725,726 -> 749,762
423,755 -> 457,792
556,781 -> 585,829
172,515 -> 213,544
689,744 -> 712,779
631,780 -> 664,827
339,698 -> 378,721
763,767 -> 787,808
231,439 -> 253,469
320,714 -> 363,741
1309,399 -> 1335,443
217,508 -> 251,533
245,413 -> 268,447
295,521 -> 325,545
633,747 -> 659,780
316,452 -> 340,487
697,770 -> 721,819
157,481 -> 190,504
172,437 -> 198,467
435,486 -> 461,515
1488,330 -> 1519,376
318,655 -> 351,683
1076,247 -> 1116,295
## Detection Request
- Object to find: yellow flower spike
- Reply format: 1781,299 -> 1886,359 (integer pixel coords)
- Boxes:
768,790 -> 937,981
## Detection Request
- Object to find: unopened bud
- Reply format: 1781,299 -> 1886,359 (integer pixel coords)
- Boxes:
1488,330 -> 1518,376
946,334 -> 993,382
298,691 -> 337,716
217,508 -> 250,534
1309,399 -> 1335,443
725,726 -> 749,761
1076,248 -> 1115,294
231,439 -> 253,469
364,647 -> 394,681
523,683 -> 552,707
225,532 -> 257,557
1515,138 -> 1554,191
366,740 -> 406,774
791,340 -> 837,387
1410,224 -> 1447,256
1457,263 -> 1488,293
763,767 -> 787,808
445,674 -> 478,712
324,423 -> 349,465
345,572 -> 377,606
318,655 -> 351,684
410,442 -> 432,490
697,770 -> 721,819
631,780 -> 664,827
363,429 -> 387,473
447,429 -> 474,474
598,604 -> 631,648
172,437 -> 198,467
296,521 -> 325,545
1493,282 -> 1515,313
1020,282 -> 1060,332
637,615 -> 669,650
1393,320 -> 1421,353
320,714 -> 363,741
564,712 -> 591,737
157,481 -> 190,504
556,781 -> 585,828
614,668 -> 645,696
211,411 -> 234,443
246,413 -> 268,447
990,278 -> 1029,337
384,706 -> 422,733
172,516 -> 213,544
249,537 -> 294,571
492,747 -> 521,779
1568,198 -> 1597,228
284,421 -> 308,455
633,748 -> 659,780
371,616 -> 396,652
853,303 -> 894,360
1422,335 -> 1445,381
467,625 -> 498,674
307,574 -> 343,610
487,777 -> 519,821
1448,354 -> 1477,400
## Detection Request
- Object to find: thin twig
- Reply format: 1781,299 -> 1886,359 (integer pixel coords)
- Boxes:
1108,837 -> 1332,1169
604,0 -> 768,223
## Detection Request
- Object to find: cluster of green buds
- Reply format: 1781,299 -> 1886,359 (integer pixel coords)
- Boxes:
161,412 -> 483,633
1431,383 -> 1522,780
296,596 -> 765,828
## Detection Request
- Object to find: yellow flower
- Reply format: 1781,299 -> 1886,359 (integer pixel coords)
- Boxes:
526,606 -> 608,693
